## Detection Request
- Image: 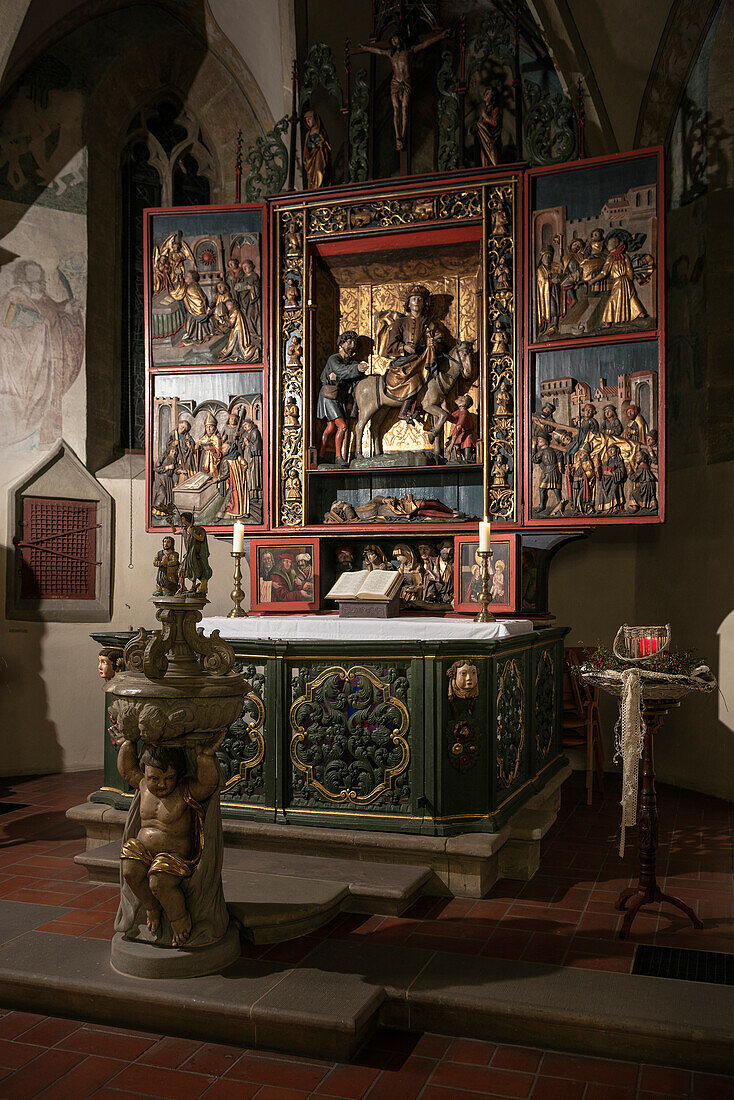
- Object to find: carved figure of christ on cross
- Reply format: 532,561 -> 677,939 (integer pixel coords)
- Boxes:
354,29 -> 449,151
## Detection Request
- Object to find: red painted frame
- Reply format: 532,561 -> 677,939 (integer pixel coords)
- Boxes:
521,147 -> 665,528
250,536 -> 320,613
453,533 -> 518,615
143,202 -> 271,534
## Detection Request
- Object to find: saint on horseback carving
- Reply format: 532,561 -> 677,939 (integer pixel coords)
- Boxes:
315,283 -> 476,467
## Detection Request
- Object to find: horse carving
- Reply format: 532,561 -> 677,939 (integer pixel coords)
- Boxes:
351,339 -> 475,459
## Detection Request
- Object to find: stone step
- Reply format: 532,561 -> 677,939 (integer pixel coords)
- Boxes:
0,906 -> 732,1072
76,842 -> 434,942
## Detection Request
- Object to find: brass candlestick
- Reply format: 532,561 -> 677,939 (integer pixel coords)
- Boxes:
228,551 -> 247,618
474,549 -> 495,623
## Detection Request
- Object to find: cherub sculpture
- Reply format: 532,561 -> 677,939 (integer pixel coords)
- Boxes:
114,731 -> 225,946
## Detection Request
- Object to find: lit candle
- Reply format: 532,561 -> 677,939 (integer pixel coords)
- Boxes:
479,519 -> 491,553
232,521 -> 245,554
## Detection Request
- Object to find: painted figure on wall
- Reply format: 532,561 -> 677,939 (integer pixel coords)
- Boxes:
302,111 -> 331,189
356,29 -> 448,151
270,550 -> 313,601
476,85 -> 503,167
317,331 -> 368,465
0,259 -> 84,448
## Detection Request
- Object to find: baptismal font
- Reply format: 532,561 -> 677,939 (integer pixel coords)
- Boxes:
106,593 -> 248,977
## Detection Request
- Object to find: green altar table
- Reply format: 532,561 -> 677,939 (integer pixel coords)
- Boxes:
91,617 -> 568,838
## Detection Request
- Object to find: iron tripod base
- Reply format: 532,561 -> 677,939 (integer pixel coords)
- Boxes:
614,699 -> 704,940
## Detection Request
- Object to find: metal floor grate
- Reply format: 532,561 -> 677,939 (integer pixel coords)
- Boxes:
633,944 -> 734,985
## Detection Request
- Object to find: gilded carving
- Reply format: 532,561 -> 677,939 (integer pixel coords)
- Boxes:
290,664 -> 410,807
220,663 -> 266,800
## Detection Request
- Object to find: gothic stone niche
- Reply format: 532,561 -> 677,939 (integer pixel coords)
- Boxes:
289,663 -> 411,811
529,341 -> 661,522
531,154 -> 659,344
149,371 -> 264,529
148,209 -> 264,367
7,441 -> 112,622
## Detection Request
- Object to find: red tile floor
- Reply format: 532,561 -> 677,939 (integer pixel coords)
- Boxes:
0,769 -> 731,1098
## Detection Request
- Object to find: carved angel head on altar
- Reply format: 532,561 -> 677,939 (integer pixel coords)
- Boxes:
98,647 -> 123,682
447,659 -> 480,702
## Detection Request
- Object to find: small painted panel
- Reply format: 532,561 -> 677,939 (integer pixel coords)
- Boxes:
149,370 -> 264,528
454,534 -> 516,613
529,341 -> 660,521
218,661 -> 267,804
289,662 -> 411,811
250,537 -> 319,612
531,155 -> 658,344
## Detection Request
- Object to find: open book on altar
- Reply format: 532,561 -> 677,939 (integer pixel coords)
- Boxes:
326,569 -> 403,602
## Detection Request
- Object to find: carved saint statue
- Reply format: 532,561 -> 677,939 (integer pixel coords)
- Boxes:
422,539 -> 453,605
446,395 -> 477,463
384,284 -> 449,423
238,259 -> 261,337
175,512 -> 212,595
476,85 -> 503,167
196,413 -> 223,479
153,536 -> 180,595
302,110 -> 331,189
589,235 -> 648,327
490,320 -> 509,356
283,395 -> 300,427
356,29 -> 448,151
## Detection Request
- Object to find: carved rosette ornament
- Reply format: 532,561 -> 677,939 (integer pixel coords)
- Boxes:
106,594 -> 248,978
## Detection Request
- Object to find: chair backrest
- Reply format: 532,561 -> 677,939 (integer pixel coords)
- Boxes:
563,646 -> 595,716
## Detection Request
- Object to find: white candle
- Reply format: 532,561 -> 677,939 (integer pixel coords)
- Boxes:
232,521 -> 245,554
479,519 -> 491,553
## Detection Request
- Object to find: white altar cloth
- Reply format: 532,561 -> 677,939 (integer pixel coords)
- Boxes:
201,615 -> 534,643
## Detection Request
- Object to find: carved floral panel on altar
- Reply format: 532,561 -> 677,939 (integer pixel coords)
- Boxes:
531,154 -> 659,344
149,370 -> 264,529
148,208 -> 264,367
528,341 -> 661,522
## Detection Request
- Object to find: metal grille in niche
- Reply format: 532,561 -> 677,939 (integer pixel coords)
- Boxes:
19,498 -> 99,600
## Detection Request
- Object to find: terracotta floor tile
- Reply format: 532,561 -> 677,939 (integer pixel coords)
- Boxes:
583,1083 -> 636,1100
36,1053 -> 126,1099
182,1042 -> 244,1077
431,1060 -> 534,1097
0,1012 -> 47,1040
539,1053 -> 638,1086
138,1035 -> 205,1069
247,1088 -> 311,1100
226,1052 -> 329,1090
406,1033 -> 451,1059
36,919 -> 99,935
0,1048 -> 83,1099
313,1062 -> 380,1096
445,1037 -> 496,1066
105,1062 -> 214,1099
16,1016 -> 81,1047
491,1045 -> 543,1074
60,1027 -> 157,1061
639,1064 -> 692,1094
691,1070 -> 734,1099
529,1075 -> 586,1100
198,1081 -> 259,1100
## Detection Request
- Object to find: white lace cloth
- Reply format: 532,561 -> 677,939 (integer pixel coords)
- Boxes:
201,615 -> 535,643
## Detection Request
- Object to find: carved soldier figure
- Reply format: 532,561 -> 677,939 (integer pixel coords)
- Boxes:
356,29 -> 448,152
533,437 -> 563,513
317,330 -> 368,465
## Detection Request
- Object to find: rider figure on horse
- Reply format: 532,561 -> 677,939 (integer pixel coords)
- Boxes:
384,284 -> 451,425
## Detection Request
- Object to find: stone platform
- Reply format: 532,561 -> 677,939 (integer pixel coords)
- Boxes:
0,904 -> 731,1072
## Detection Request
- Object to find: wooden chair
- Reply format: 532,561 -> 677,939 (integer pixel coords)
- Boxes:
562,646 -> 605,805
